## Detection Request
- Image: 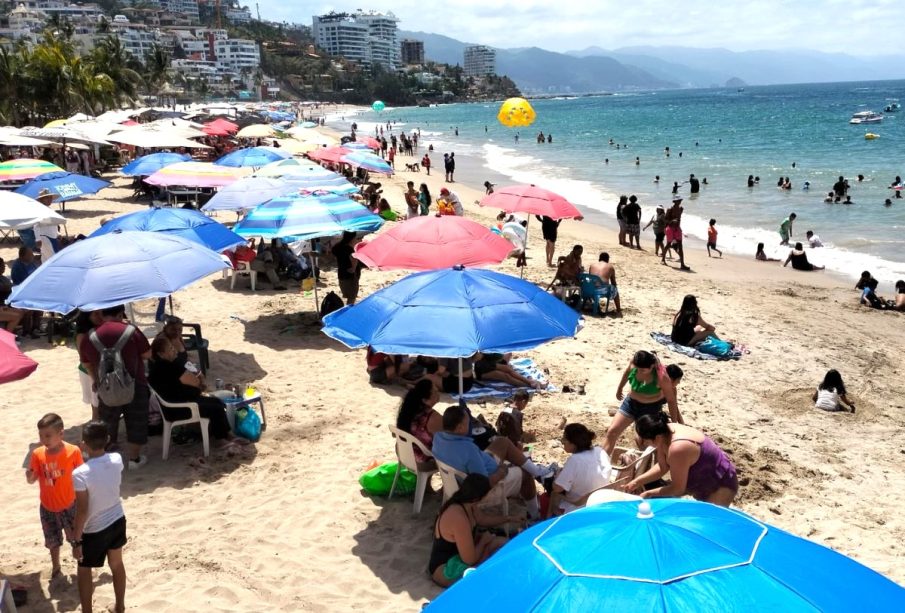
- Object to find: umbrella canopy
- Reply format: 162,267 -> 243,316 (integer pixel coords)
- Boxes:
106,128 -> 209,149
0,329 -> 38,384
254,164 -> 357,194
15,171 -> 111,203
480,184 -> 582,220
89,208 -> 245,252
0,159 -> 65,183
0,193 -> 67,229
252,158 -> 321,177
234,192 -> 383,241
121,152 -> 192,176
203,118 -> 239,136
427,499 -> 905,611
322,266 -> 581,357
340,151 -> 394,175
9,231 -> 230,313
201,177 -> 296,212
214,146 -> 291,168
306,145 -> 351,165
356,136 -> 382,150
272,139 -> 319,155
144,162 -> 251,188
236,124 -> 277,138
353,216 -> 513,271
294,132 -> 339,146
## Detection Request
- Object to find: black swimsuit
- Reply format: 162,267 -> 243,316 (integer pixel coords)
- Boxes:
428,504 -> 470,574
671,312 -> 698,346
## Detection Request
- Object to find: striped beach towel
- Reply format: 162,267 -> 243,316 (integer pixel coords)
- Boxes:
450,357 -> 557,402
650,332 -> 744,361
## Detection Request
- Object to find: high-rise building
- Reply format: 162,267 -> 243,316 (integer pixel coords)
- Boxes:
312,10 -> 400,69
464,45 -> 496,78
159,0 -> 200,23
400,39 -> 424,65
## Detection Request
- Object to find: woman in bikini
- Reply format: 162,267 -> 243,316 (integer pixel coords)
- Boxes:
625,412 -> 738,507
671,294 -> 719,347
428,474 -> 514,587
603,350 -> 681,456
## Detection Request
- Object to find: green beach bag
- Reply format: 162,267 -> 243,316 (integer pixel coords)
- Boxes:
359,461 -> 416,497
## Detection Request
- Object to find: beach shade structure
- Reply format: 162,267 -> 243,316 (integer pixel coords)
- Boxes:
234,192 -> 383,242
203,118 -> 239,136
236,123 -> 277,138
426,499 -> 905,612
294,132 -> 339,147
285,124 -> 317,137
353,216 -> 514,271
497,97 -> 537,128
272,139 -> 320,155
371,100 -> 386,113
0,159 -> 65,183
340,151 -> 394,175
201,177 -> 297,213
0,329 -> 38,384
121,152 -> 192,176
0,192 -> 66,230
343,142 -> 372,151
253,164 -> 358,194
322,266 -> 581,392
89,208 -> 246,252
214,146 -> 291,168
306,145 -> 352,165
44,118 -> 68,128
354,136 -> 382,150
9,231 -> 230,314
144,162 -> 251,188
480,184 -> 582,219
252,158 -> 322,178
105,128 -> 209,150
14,172 -> 111,211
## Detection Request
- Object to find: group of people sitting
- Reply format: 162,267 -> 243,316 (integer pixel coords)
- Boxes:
394,343 -> 739,587
228,238 -> 320,290
856,271 -> 905,311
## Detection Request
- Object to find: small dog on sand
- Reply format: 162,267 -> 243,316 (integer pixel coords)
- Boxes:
404,163 -> 421,172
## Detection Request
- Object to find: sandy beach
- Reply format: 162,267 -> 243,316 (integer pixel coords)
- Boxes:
1,119 -> 904,612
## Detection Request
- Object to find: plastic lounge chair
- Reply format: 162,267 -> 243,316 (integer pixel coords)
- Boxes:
150,387 -> 210,460
1,578 -> 19,612
436,459 -> 510,535
230,261 -> 257,291
577,273 -> 617,315
181,322 -> 209,375
388,425 -> 437,514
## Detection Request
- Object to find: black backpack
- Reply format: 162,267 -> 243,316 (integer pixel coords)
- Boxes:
320,291 -> 345,317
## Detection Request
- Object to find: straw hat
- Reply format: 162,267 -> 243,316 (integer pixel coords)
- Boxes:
36,188 -> 55,202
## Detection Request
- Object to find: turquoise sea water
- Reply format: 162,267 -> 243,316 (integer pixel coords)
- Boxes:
334,81 -> 905,282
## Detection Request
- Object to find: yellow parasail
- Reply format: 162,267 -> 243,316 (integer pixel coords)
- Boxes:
497,97 -> 536,128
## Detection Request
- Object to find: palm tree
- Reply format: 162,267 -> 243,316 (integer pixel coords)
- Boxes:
89,35 -> 143,107
143,44 -> 170,98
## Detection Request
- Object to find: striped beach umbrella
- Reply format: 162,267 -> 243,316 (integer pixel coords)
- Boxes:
214,146 -> 291,168
252,158 -> 321,177
340,151 -> 394,175
306,145 -> 351,165
121,152 -> 192,176
201,177 -> 298,212
0,159 -> 65,183
234,192 -> 383,241
144,162 -> 251,188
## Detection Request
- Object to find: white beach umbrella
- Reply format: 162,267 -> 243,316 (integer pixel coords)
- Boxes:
0,192 -> 67,229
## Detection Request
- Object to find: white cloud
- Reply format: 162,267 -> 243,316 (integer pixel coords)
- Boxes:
259,1 -> 905,55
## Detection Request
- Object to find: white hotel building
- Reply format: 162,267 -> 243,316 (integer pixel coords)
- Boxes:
312,10 -> 400,70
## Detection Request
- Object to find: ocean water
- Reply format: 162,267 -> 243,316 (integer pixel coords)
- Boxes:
331,81 -> 905,282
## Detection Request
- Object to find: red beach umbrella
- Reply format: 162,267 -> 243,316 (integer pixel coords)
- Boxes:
353,216 -> 514,271
480,184 -> 583,220
0,329 -> 38,384
306,145 -> 352,165
357,136 -> 382,150
203,118 -> 239,136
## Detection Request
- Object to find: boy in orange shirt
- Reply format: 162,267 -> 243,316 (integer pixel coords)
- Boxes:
25,413 -> 84,578
707,218 -> 723,258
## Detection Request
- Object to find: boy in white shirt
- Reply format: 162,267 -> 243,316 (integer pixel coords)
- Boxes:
71,421 -> 127,613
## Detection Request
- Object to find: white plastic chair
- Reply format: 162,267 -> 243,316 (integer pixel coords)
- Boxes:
388,425 -> 437,514
229,261 -> 257,291
1,579 -> 18,613
150,388 -> 210,460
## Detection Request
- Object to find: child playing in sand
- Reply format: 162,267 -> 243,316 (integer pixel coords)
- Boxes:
496,390 -> 529,446
25,413 -> 84,579
72,420 -> 127,613
812,370 -> 855,412
706,219 -> 722,258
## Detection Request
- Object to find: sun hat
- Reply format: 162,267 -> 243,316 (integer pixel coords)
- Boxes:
440,188 -> 449,195
36,188 -> 55,201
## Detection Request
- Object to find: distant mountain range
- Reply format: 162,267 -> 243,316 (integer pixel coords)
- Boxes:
401,30 -> 905,93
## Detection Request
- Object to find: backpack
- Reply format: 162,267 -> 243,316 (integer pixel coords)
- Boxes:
90,325 -> 136,407
320,291 -> 345,318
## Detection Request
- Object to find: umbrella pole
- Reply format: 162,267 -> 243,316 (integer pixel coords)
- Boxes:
521,216 -> 531,279
309,252 -> 320,317
458,358 -> 464,407
168,295 -> 174,316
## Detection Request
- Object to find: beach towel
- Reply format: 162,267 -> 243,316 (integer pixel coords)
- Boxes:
451,357 -> 557,401
650,332 -> 745,361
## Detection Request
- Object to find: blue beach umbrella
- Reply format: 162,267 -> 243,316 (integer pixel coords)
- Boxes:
9,231 -> 229,313
343,142 -> 372,151
89,207 -> 246,252
426,499 -> 905,612
339,150 -> 394,175
214,146 -> 291,168
201,176 -> 298,212
233,192 -> 383,241
322,266 -> 581,357
15,171 -> 111,203
121,152 -> 191,176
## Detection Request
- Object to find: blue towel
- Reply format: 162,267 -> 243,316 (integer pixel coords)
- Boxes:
650,332 -> 744,361
451,357 -> 557,401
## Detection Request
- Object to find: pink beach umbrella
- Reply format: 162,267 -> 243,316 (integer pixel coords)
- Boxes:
306,145 -> 352,165
0,329 -> 38,384
353,216 -> 514,271
144,162 -> 251,188
479,184 -> 583,220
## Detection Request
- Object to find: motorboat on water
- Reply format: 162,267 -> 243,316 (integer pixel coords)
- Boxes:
849,110 -> 883,124
884,102 -> 901,112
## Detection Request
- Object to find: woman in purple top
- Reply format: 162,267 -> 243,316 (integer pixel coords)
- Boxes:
625,412 -> 738,507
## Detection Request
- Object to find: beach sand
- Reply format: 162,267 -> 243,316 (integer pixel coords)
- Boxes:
1,122 -> 903,611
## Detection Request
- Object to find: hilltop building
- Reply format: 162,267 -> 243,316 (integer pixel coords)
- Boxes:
464,44 -> 496,77
312,10 -> 400,70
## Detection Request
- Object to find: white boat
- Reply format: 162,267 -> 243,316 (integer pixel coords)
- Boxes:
849,111 -> 883,124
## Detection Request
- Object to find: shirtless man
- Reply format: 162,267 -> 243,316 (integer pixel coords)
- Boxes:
588,252 -> 622,313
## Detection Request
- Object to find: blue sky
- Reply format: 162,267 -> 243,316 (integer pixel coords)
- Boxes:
254,1 -> 904,56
